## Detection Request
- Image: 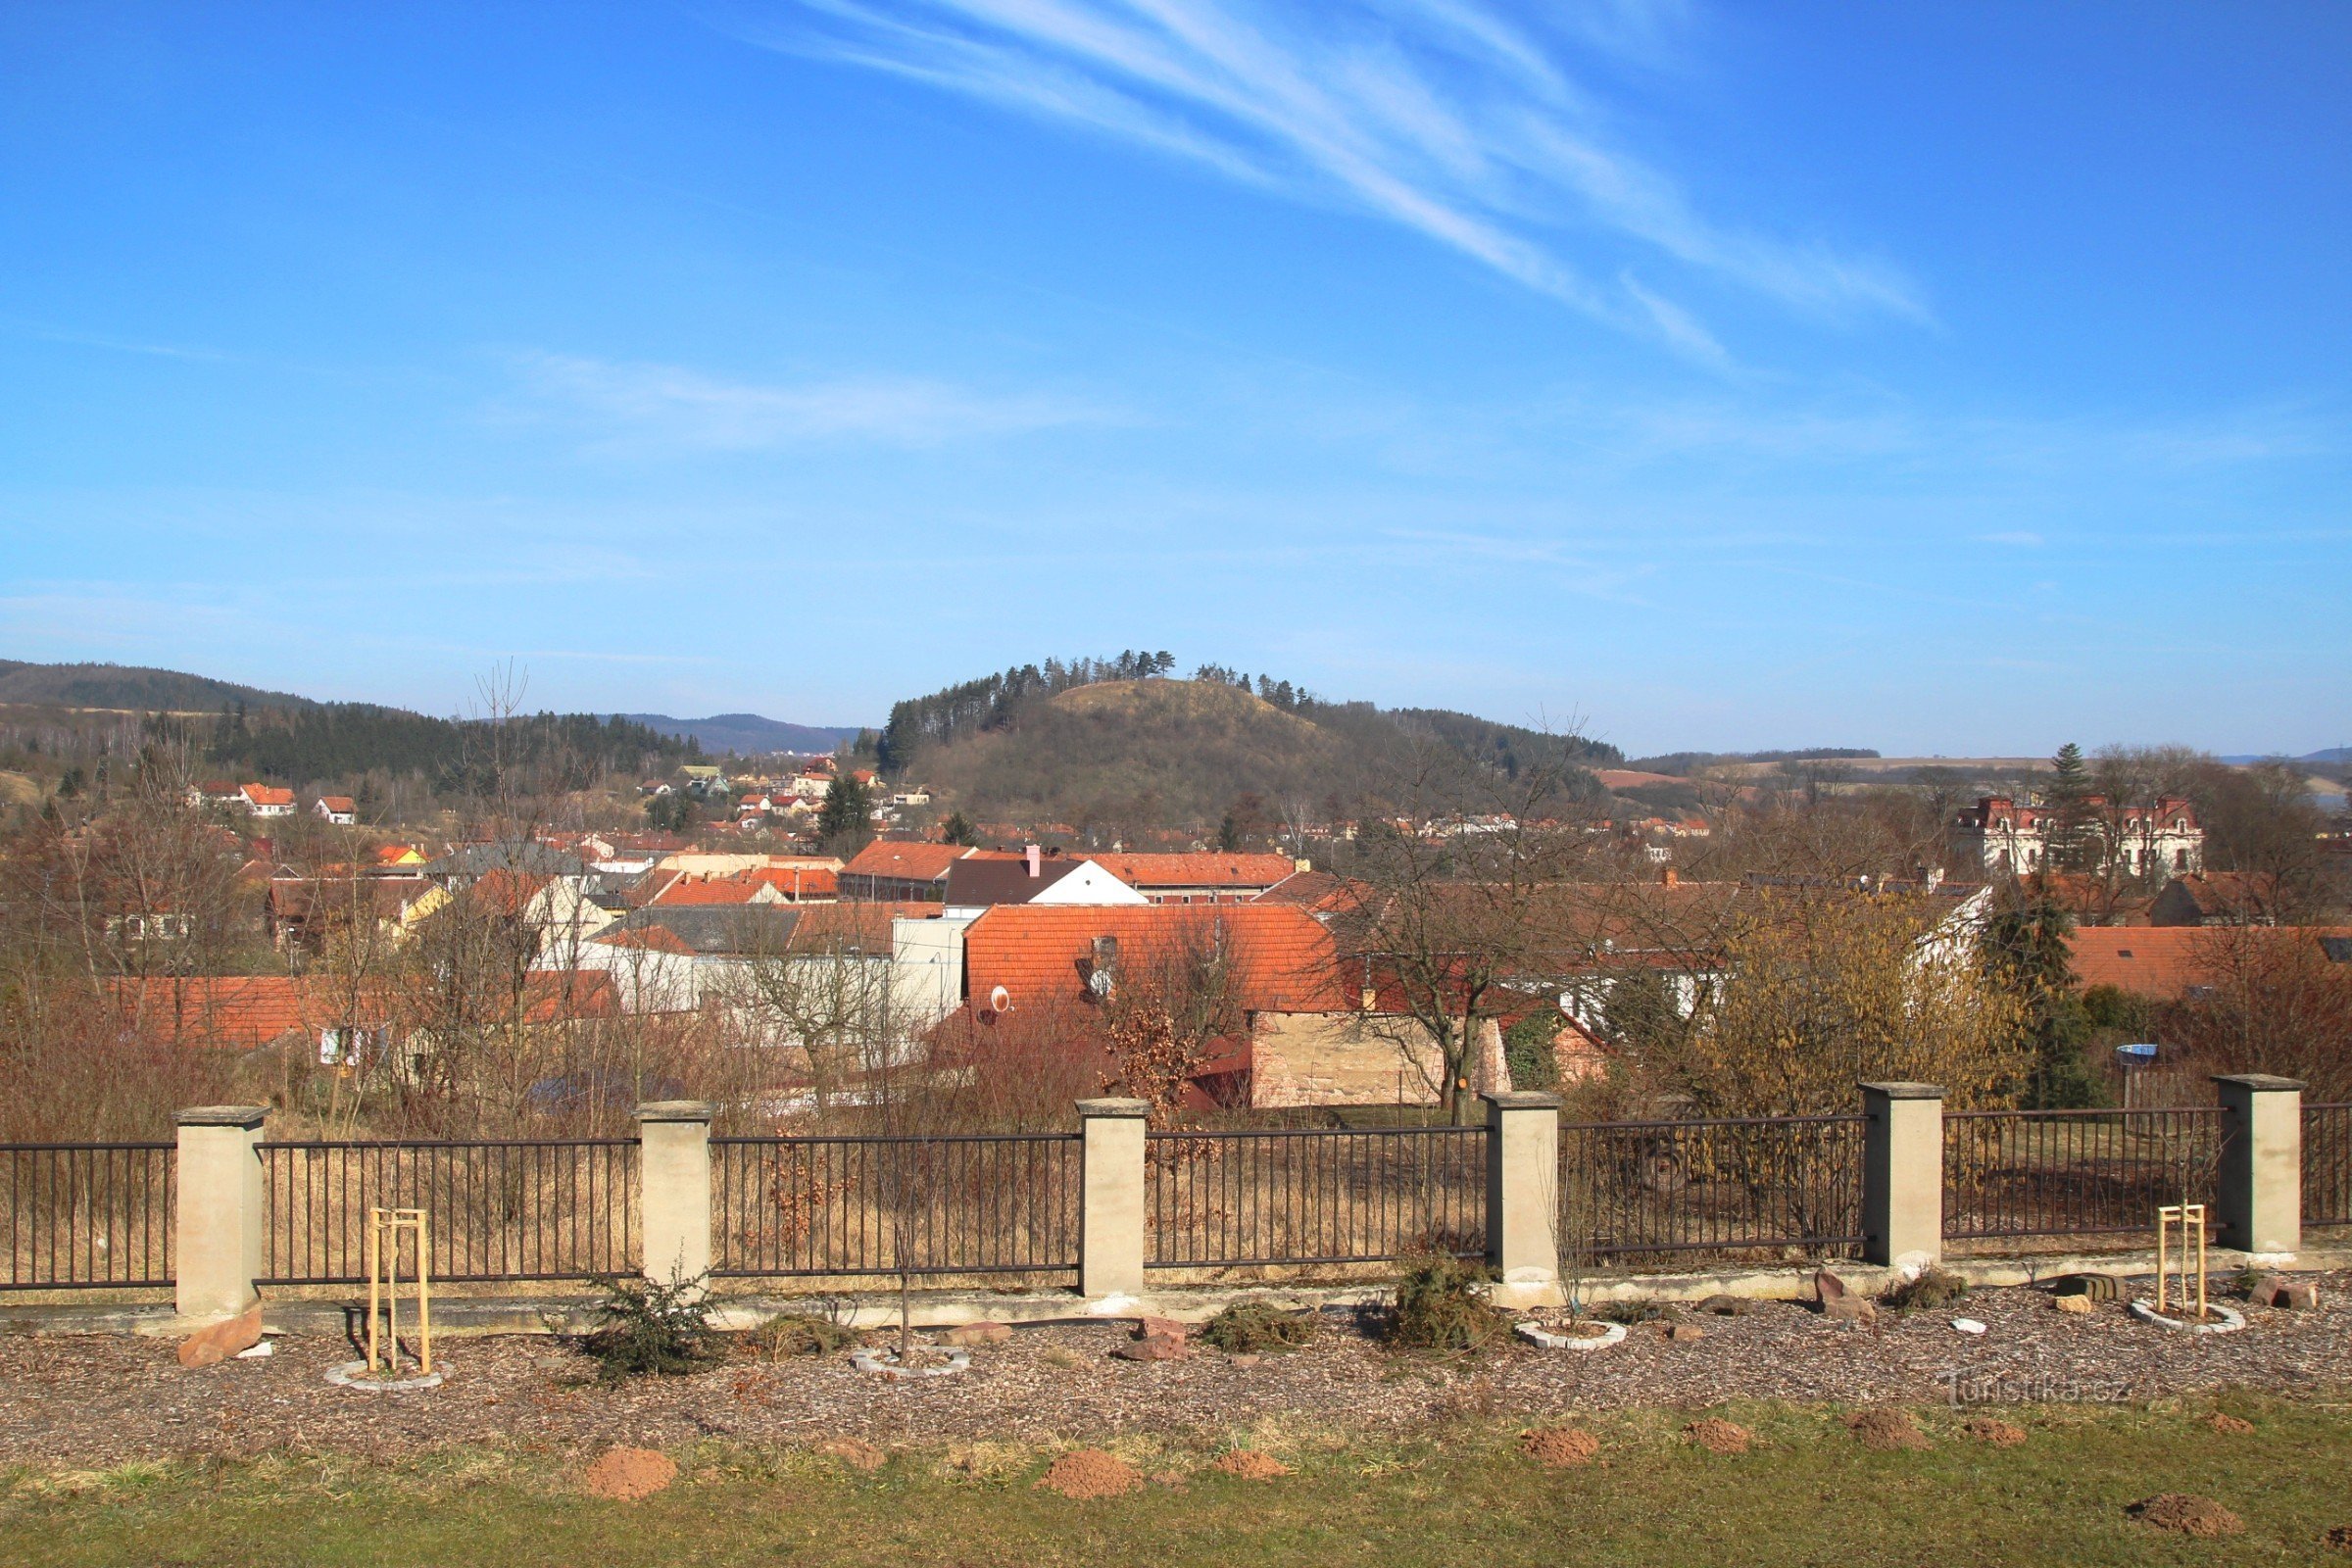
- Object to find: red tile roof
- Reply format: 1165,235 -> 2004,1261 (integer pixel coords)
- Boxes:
2067,925 -> 2352,1000
241,783 -> 295,808
961,904 -> 1345,1013
317,795 -> 356,813
1081,853 -> 1299,890
840,841 -> 973,882
107,972 -> 619,1048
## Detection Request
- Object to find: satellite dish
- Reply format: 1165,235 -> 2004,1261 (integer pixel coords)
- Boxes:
989,984 -> 1011,1013
1087,969 -> 1113,998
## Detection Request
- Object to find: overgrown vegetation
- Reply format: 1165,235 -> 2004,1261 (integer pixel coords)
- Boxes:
1880,1265 -> 1970,1312
1197,1300 -> 1320,1354
579,1270 -> 716,1383
1386,1252 -> 1507,1352
750,1311 -> 858,1359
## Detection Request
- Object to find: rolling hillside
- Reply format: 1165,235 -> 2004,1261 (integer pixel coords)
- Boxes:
619,712 -> 867,757
0,660 -> 313,712
901,676 -> 1618,830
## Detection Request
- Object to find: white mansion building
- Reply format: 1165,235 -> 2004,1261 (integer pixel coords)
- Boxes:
1951,794 -> 2205,878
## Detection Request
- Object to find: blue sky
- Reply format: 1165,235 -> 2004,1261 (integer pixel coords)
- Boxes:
1,2 -> 2345,758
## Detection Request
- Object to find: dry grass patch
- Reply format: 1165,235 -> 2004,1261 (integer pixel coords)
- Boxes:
812,1438 -> 887,1473
2206,1412 -> 2255,1435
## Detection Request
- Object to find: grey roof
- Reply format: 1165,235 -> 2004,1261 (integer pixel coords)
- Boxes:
612,905 -> 801,956
421,842 -> 591,879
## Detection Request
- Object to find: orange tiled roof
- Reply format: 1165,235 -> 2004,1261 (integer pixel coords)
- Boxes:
2066,925 -> 2352,1000
840,841 -> 971,882
241,783 -> 295,808
1081,853 -> 1298,890
317,795 -> 356,812
962,904 -> 1345,1013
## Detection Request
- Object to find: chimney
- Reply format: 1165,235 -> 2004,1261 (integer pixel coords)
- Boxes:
1025,844 -> 1042,878
1658,865 -> 1678,887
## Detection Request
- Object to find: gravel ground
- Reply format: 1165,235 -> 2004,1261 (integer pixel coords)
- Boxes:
3,1274 -> 2346,1470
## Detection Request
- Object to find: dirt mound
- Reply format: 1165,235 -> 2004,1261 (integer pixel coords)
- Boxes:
581,1447 -> 678,1502
1683,1418 -> 1750,1455
814,1437 -> 887,1472
1960,1417 -> 2027,1447
2128,1494 -> 2243,1538
1035,1448 -> 1142,1499
2323,1524 -> 2352,1553
2206,1412 -> 2255,1435
1843,1409 -> 1931,1450
1212,1449 -> 1293,1481
1518,1427 -> 1600,1467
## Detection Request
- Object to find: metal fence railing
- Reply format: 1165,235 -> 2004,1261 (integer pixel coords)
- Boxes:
1,1143 -> 174,1291
260,1140 -> 640,1284
1943,1108 -> 2223,1248
1145,1126 -> 1487,1269
711,1134 -> 1080,1281
2306,1103 -> 2352,1232
1556,1115 -> 1865,1266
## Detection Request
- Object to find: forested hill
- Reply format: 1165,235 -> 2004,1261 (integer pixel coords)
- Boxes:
0,659 -> 695,792
619,712 -> 866,757
0,660 -> 314,712
879,662 -> 1622,831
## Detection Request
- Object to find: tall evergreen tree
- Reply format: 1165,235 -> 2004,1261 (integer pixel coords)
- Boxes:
814,771 -> 874,852
1983,892 -> 2102,1107
2043,742 -> 2096,872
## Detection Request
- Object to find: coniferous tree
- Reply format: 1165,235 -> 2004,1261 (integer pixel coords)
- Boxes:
2044,742 -> 2096,872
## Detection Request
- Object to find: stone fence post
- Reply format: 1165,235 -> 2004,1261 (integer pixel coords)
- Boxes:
1482,1091 -> 1561,1309
1859,1082 -> 1943,1267
2212,1074 -> 2302,1258
1077,1098 -> 1149,1300
175,1105 -> 269,1325
635,1101 -> 713,1288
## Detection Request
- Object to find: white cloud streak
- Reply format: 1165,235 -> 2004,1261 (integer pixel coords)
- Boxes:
512,352 -> 1112,448
719,0 -> 1923,359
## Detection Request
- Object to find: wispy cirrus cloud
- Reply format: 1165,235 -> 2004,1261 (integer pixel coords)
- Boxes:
509,352 -> 1113,449
716,0 -> 1923,362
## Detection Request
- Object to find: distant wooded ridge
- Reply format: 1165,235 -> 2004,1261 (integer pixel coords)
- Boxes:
618,713 -> 869,757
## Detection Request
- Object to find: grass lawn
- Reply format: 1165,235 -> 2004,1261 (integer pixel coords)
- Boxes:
7,1396 -> 2350,1566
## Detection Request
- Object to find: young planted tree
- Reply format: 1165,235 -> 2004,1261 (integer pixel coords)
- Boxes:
1337,742 -> 1601,1123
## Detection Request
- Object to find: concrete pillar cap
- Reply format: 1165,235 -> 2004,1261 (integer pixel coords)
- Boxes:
1858,1082 -> 1945,1100
1075,1098 -> 1152,1118
633,1100 -> 716,1123
2211,1073 -> 2305,1093
176,1105 -> 269,1129
1480,1091 -> 1561,1110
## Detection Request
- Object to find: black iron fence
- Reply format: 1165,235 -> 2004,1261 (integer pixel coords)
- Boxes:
711,1133 -> 1080,1280
1943,1108 -> 2223,1248
1556,1115 -> 1865,1266
1145,1126 -> 1486,1269
2307,1103 -> 2352,1232
0,1143 -> 174,1290
260,1139 -> 640,1284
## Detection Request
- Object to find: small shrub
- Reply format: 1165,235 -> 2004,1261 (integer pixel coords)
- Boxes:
1881,1266 -> 1969,1312
1198,1300 -> 1319,1354
580,1269 -> 715,1384
1387,1252 -> 1506,1352
755,1312 -> 857,1359
1592,1298 -> 1682,1325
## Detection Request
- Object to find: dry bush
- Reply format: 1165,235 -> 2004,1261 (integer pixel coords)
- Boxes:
2161,928 -> 2352,1102
1654,888 -> 2032,1117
